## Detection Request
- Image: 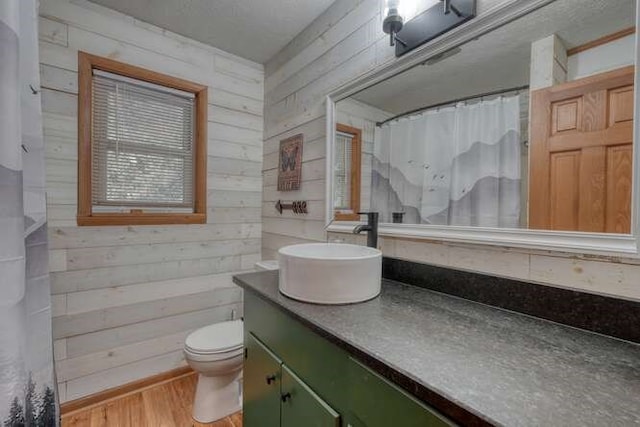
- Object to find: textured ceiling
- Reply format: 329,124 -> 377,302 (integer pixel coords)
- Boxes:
353,0 -> 636,113
87,0 -> 336,63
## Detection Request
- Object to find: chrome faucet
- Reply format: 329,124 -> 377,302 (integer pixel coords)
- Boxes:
353,212 -> 379,248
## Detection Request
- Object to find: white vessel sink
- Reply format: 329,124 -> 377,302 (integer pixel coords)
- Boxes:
278,243 -> 382,304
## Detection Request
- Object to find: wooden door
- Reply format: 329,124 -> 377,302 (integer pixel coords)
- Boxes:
529,66 -> 634,233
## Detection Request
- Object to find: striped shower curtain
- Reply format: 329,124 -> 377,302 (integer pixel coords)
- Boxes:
0,0 -> 58,425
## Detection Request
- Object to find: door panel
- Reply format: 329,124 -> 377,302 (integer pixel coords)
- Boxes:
578,147 -> 606,232
549,151 -> 580,230
606,145 -> 633,233
281,365 -> 340,427
609,86 -> 634,125
552,98 -> 582,134
244,333 -> 282,427
529,66 -> 634,233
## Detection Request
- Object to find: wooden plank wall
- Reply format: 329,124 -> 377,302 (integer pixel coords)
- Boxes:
263,0 -> 640,301
39,0 -> 263,402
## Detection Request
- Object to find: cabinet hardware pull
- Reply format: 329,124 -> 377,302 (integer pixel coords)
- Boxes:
281,392 -> 291,403
265,374 -> 276,385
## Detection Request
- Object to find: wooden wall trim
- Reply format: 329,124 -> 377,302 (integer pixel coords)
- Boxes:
60,366 -> 193,415
76,51 -> 208,226
567,27 -> 635,57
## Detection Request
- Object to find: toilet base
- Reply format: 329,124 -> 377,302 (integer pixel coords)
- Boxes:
192,370 -> 242,423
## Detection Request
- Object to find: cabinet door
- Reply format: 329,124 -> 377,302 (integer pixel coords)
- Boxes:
245,292 -> 350,414
244,333 -> 282,427
281,365 -> 340,427
347,358 -> 454,427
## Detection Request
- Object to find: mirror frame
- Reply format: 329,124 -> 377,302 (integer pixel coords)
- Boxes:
326,0 -> 640,257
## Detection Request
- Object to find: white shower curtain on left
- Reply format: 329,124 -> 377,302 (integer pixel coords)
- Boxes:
0,0 -> 58,425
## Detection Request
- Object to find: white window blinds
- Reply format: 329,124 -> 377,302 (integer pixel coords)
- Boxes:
91,70 -> 196,211
334,132 -> 354,210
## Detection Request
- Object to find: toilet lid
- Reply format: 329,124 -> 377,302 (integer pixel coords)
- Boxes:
185,320 -> 243,354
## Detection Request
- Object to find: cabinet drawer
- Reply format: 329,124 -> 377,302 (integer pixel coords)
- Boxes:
347,358 -> 454,427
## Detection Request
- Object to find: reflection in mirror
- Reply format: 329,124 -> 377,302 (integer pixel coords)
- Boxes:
334,124 -> 362,221
333,0 -> 636,234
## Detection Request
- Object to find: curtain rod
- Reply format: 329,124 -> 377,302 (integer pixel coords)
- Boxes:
375,85 -> 530,127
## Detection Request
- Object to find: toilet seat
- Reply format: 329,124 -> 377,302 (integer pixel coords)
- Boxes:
184,345 -> 243,363
185,319 -> 243,356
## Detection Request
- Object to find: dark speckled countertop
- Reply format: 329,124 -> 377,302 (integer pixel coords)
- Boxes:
233,271 -> 640,427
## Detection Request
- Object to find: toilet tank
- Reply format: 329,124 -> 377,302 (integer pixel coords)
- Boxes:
255,260 -> 279,271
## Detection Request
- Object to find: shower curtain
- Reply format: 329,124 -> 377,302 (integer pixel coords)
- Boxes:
1,0 -> 58,425
372,95 -> 522,227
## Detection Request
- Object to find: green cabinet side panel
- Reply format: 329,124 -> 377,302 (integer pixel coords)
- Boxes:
281,364 -> 340,427
244,333 -> 282,427
244,293 -> 350,417
347,358 -> 454,427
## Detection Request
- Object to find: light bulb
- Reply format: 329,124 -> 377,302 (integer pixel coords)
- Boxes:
384,0 -> 400,16
386,0 -> 441,22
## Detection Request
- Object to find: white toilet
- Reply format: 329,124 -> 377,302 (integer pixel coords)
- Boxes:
184,319 -> 244,423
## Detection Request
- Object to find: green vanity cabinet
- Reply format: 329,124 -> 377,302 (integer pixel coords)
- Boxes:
244,292 -> 351,416
243,292 -> 455,427
244,332 -> 340,427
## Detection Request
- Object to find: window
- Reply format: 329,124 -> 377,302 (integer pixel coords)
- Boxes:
334,124 -> 362,221
77,52 -> 207,226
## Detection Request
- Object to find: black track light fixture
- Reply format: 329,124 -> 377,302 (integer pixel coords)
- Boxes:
382,0 -> 476,57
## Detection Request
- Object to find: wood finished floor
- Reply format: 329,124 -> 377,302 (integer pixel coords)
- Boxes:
61,373 -> 242,427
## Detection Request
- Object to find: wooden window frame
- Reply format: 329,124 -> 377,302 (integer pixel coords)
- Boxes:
334,123 -> 362,221
77,52 -> 207,226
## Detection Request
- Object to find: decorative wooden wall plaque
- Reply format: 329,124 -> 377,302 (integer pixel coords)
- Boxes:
277,134 -> 303,191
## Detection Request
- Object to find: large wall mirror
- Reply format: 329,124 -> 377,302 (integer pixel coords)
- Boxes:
328,0 -> 640,255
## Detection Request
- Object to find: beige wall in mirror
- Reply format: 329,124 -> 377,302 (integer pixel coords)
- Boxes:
333,0 -> 636,235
